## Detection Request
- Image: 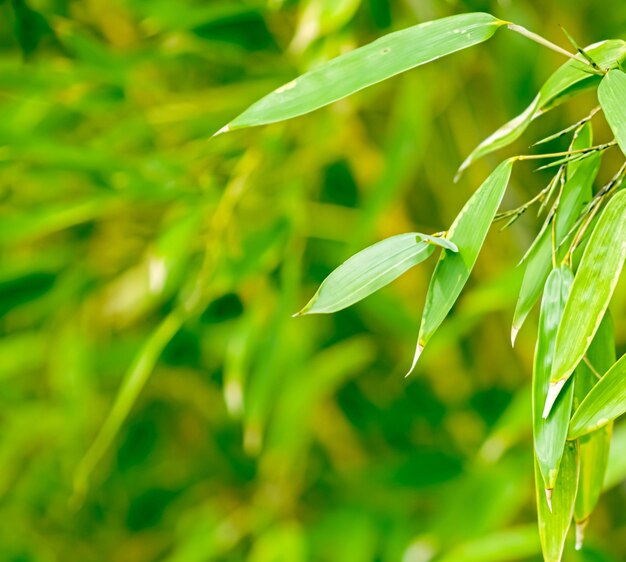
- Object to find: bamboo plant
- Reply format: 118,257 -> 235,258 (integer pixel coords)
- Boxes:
216,12 -> 626,561
61,10 -> 626,560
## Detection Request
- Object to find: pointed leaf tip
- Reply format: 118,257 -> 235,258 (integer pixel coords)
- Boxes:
511,325 -> 519,347
453,165 -> 466,184
418,159 -> 514,350
545,488 -> 553,512
543,379 -> 566,419
405,341 -> 424,377
575,520 -> 587,551
298,233 -> 436,315
293,300 -> 313,317
212,124 -> 231,137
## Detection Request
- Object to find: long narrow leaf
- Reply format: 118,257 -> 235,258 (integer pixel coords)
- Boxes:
221,13 -> 505,131
598,69 -> 626,156
407,159 -> 513,373
535,441 -> 579,562
73,307 -> 186,501
533,267 -> 574,495
570,351 -> 626,438
544,190 -> 626,416
296,233 -> 455,315
458,40 -> 626,176
573,313 -> 615,548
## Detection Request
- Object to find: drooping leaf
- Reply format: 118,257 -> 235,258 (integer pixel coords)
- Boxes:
458,96 -> 539,179
570,351 -> 626,438
512,123 -> 599,341
533,267 -> 574,494
544,190 -> 626,416
573,313 -> 615,547
458,39 -> 626,176
535,441 -> 579,562
598,69 -> 626,156
407,159 -> 513,373
73,308 -> 186,501
221,13 -> 505,131
296,233 -> 456,316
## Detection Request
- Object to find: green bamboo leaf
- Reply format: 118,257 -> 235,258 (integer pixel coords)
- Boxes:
535,441 -> 579,562
573,313 -> 615,549
598,69 -> 626,156
570,351 -> 626,439
73,308 -> 186,502
295,233 -> 456,316
533,267 -> 575,498
219,13 -> 505,131
457,97 -> 539,180
511,124 -> 599,342
407,159 -> 513,374
511,236 -> 550,342
544,190 -> 626,416
458,40 -> 626,176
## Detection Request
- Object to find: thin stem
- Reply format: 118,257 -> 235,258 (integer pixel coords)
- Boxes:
515,141 -> 616,161
559,161 -> 626,257
555,162 -> 626,257
592,161 -> 626,200
551,214 -> 558,268
538,166 -> 564,217
494,165 -> 566,230
567,205 -> 600,263
533,106 -> 601,147
563,200 -> 601,264
494,185 -> 550,223
550,172 -> 566,268
583,356 -> 602,380
507,24 -> 602,73
559,25 -> 603,71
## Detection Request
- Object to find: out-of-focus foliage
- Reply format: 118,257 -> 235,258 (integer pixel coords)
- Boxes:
1,1 -> 626,561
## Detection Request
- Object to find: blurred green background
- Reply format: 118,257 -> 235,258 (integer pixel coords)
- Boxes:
2,0 -> 626,560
